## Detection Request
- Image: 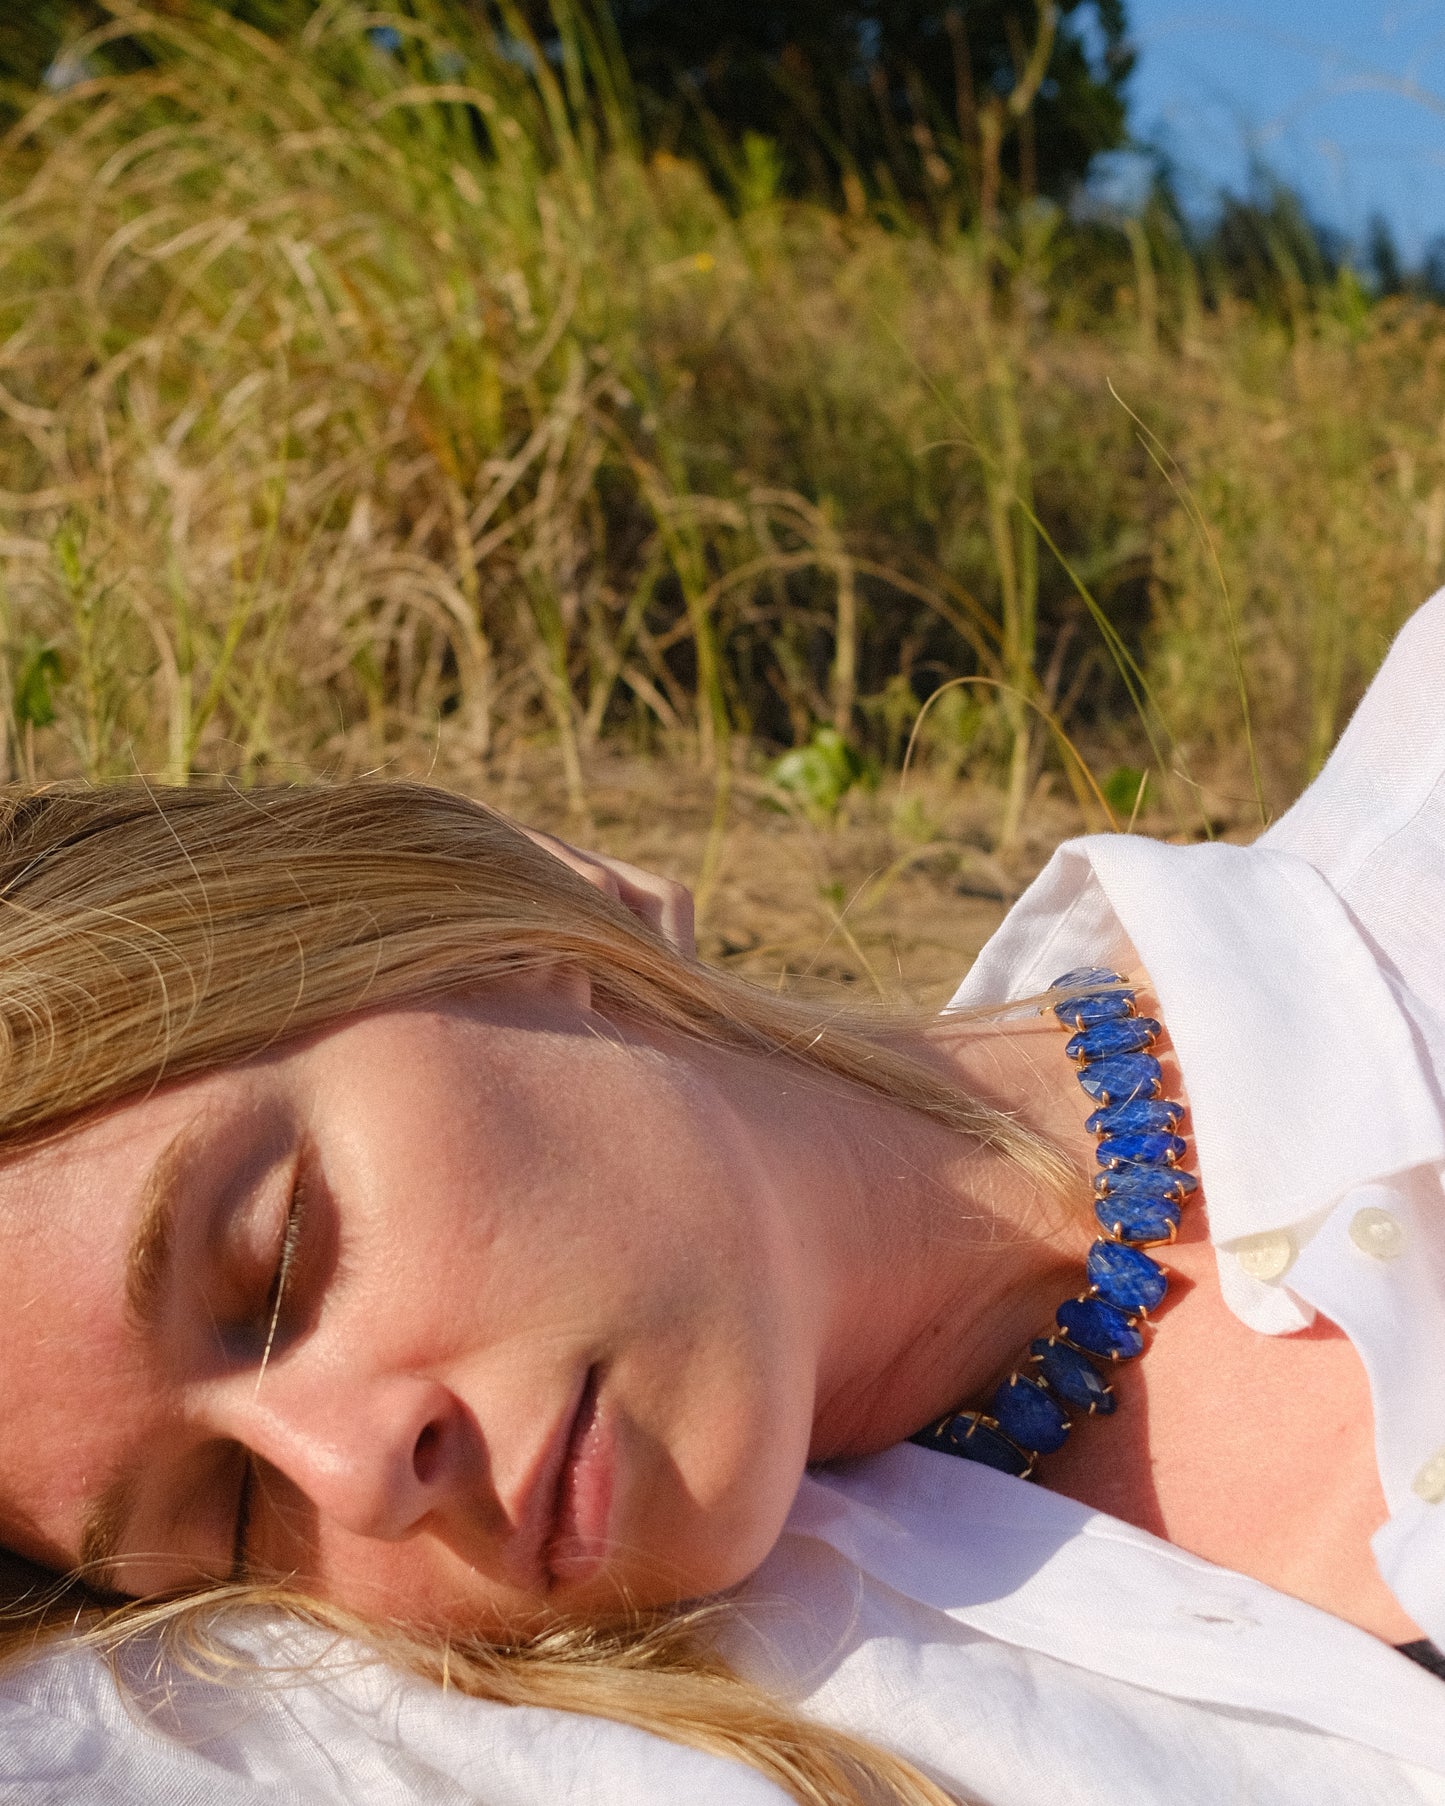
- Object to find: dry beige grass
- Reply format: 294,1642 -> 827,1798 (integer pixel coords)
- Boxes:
488,747 -> 1223,1006
0,1 -> 1439,987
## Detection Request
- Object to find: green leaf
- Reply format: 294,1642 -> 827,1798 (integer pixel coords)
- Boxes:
1100,764 -> 1146,817
13,639 -> 63,729
769,726 -> 875,820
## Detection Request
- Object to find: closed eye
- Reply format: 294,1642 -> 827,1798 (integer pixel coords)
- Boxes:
231,1453 -> 256,1581
232,1172 -> 306,1578
254,1172 -> 306,1394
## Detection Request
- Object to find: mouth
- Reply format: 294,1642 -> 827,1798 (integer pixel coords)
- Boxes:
541,1363 -> 614,1590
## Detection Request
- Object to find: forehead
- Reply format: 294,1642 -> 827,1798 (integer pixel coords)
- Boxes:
0,1082 -> 222,1568
0,1093 -> 188,1290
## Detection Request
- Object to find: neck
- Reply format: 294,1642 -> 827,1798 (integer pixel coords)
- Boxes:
722,1012 -> 1096,1465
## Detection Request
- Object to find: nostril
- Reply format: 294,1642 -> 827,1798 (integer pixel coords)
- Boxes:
412,1419 -> 443,1484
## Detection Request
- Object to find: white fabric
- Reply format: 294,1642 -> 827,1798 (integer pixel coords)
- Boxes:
947,587 -> 1445,1642
730,1450 -> 1445,1806
0,1624 -> 790,1805
9,594 -> 1445,1802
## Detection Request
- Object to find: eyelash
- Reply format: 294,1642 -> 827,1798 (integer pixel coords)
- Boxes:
233,1172 -> 306,1579
231,1456 -> 255,1581
255,1172 -> 306,1387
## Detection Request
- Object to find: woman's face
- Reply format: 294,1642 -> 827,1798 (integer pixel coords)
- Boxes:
0,979 -> 822,1631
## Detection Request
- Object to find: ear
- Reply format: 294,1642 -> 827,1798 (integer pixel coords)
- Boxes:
503,958 -> 592,1015
549,960 -> 592,1014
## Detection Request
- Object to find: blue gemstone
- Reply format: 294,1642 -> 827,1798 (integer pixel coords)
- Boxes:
1075,1052 -> 1162,1103
1086,1239 -> 1168,1311
1052,967 -> 1126,989
1086,1097 -> 1184,1136
1057,1295 -> 1145,1360
1096,1131 -> 1187,1168
1029,1337 -> 1116,1414
990,1375 -> 1070,1453
911,1413 -> 1031,1476
1094,1164 -> 1197,1200
1093,1191 -> 1181,1244
1066,1017 -> 1161,1062
1053,991 -> 1136,1028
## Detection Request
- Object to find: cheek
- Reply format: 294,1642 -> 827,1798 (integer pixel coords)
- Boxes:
532,1101 -> 817,1595
316,1016 -> 817,1610
656,1384 -> 815,1599
602,1258 -> 818,1600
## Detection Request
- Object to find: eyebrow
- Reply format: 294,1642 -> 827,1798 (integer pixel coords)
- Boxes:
124,1117 -> 205,1331
76,1116 -> 207,1590
77,1469 -> 133,1591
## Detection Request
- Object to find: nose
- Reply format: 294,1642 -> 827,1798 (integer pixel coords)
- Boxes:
216,1365 -> 483,1544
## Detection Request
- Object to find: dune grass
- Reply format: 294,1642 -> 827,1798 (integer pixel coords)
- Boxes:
0,0 -> 1441,877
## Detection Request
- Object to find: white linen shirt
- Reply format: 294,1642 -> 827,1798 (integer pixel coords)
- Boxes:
6,595 -> 1445,1804
946,582 -> 1445,1643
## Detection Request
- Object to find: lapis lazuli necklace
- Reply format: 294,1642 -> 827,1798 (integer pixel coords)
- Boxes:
910,966 -> 1196,1479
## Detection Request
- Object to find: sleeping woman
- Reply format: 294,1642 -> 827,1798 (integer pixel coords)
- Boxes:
2,594 -> 1445,1806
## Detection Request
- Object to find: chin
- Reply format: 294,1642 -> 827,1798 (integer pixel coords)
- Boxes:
658,1487 -> 802,1606
543,1494 -> 789,1634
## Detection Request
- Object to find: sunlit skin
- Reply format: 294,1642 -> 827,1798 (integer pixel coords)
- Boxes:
0,968 -> 1420,1644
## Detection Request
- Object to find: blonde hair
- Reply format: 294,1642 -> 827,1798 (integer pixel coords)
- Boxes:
0,779 -> 1057,1805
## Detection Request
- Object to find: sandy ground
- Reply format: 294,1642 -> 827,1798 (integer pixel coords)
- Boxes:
477,751 -> 1107,1010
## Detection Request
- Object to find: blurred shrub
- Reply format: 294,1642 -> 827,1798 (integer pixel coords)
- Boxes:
0,0 -> 1437,834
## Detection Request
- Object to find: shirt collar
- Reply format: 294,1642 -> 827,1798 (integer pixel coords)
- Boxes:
771,1446 -> 1445,1770
949,834 -> 1445,1243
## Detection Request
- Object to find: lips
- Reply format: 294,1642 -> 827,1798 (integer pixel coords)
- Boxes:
542,1364 -> 613,1588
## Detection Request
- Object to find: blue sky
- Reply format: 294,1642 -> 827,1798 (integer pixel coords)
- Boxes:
1123,2 -> 1445,259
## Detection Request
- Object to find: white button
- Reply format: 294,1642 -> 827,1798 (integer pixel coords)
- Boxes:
1413,1449 -> 1445,1504
1233,1230 -> 1295,1282
1349,1205 -> 1405,1260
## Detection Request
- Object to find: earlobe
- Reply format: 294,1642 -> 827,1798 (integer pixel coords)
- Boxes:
483,959 -> 593,1016
552,961 -> 592,1014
